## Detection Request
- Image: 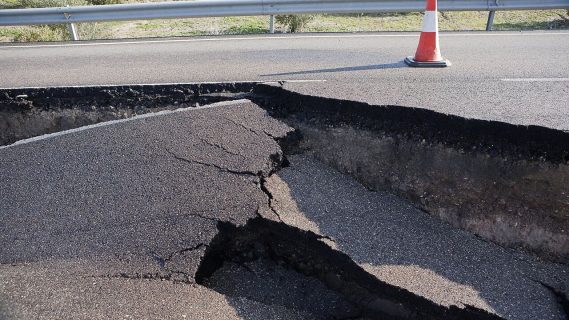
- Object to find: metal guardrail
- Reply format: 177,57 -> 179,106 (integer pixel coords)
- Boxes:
1,0 -> 568,39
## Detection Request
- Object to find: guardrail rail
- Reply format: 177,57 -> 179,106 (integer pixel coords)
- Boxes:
1,0 -> 568,40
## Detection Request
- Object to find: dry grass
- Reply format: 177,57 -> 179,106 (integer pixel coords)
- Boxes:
0,8 -> 568,42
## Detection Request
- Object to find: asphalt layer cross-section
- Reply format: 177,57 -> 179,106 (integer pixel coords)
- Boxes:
1,99 -> 568,319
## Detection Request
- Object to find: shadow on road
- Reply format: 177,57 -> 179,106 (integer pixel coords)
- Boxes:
260,61 -> 406,77
269,155 -> 568,320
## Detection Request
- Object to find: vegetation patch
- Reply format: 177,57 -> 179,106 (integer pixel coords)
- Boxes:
0,6 -> 567,42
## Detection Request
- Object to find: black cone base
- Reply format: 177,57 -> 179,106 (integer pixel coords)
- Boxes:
404,56 -> 450,68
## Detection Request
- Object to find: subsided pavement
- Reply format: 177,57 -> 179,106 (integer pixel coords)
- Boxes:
1,99 -> 567,319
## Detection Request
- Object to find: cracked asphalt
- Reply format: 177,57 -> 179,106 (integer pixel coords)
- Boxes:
1,99 -> 568,319
0,100 -> 295,319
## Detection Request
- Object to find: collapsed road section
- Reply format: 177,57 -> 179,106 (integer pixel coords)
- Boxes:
252,83 -> 569,264
0,83 -> 568,319
2,82 -> 568,262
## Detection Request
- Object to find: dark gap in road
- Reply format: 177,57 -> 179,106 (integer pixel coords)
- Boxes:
250,83 -> 569,164
2,81 -> 568,163
0,82 -> 258,146
1,81 -> 567,264
194,218 -> 502,320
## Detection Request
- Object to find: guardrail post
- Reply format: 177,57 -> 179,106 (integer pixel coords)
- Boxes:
64,5 -> 79,41
269,15 -> 275,33
67,22 -> 79,40
486,11 -> 496,31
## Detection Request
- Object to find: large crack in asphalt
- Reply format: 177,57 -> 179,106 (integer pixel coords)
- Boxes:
248,83 -> 569,265
164,125 -> 295,225
166,148 -> 260,178
1,82 -> 567,318
164,121 -> 502,319
157,117 -> 500,318
259,176 -> 283,222
104,243 -> 210,284
0,83 -> 258,146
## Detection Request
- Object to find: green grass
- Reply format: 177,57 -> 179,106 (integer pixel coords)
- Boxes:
0,0 -> 19,8
0,0 -> 113,41
0,9 -> 568,42
308,11 -> 569,32
223,16 -> 268,34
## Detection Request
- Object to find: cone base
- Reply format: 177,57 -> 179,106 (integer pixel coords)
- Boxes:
404,56 -> 450,68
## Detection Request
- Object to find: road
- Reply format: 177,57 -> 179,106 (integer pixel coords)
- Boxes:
0,100 -> 317,319
1,31 -> 568,129
1,99 -> 567,319
1,32 -> 568,319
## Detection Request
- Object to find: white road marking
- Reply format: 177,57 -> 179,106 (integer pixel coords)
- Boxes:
0,99 -> 251,150
0,32 -> 567,49
501,78 -> 569,82
0,79 -> 326,90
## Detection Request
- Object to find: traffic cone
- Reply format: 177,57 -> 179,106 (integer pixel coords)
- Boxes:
404,0 -> 450,67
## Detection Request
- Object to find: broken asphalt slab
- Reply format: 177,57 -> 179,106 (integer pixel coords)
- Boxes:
267,155 -> 569,320
0,99 -> 567,319
0,99 -> 296,319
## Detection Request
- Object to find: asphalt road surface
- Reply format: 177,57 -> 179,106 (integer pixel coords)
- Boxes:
1,32 -> 568,319
0,31 -> 568,129
0,100 -> 300,319
272,155 -> 569,320
1,99 -> 568,319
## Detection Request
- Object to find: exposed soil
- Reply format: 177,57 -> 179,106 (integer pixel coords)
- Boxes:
0,83 -> 256,146
251,83 -> 569,263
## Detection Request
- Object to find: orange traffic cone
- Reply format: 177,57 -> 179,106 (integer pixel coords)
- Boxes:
405,0 -> 450,67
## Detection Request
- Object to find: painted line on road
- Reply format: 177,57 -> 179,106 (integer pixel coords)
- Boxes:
501,78 -> 569,82
0,79 -> 326,90
1,32 -> 568,49
0,99 -> 251,150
